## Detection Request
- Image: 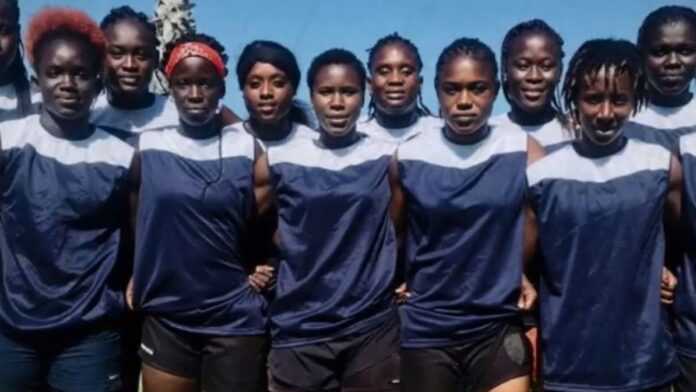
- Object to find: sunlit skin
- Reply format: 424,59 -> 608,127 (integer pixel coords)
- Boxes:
103,18 -> 158,108
37,37 -> 100,127
311,63 -> 364,138
575,66 -> 635,145
644,20 -> 696,106
169,56 -> 224,130
0,1 -> 18,85
505,32 -> 561,123
369,42 -> 421,116
437,55 -> 499,137
243,62 -> 294,132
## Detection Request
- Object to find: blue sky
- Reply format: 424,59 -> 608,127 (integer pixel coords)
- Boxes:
20,0 -> 696,116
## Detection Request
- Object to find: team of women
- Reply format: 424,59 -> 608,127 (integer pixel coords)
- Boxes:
0,1 -> 695,391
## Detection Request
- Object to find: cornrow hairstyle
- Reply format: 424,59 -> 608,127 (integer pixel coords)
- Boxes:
500,19 -> 565,114
366,32 -> 431,118
100,5 -> 159,48
307,48 -> 366,92
162,33 -> 228,199
637,5 -> 696,53
562,38 -> 646,124
236,40 -> 309,126
0,0 -> 30,116
25,7 -> 106,71
435,37 -> 498,89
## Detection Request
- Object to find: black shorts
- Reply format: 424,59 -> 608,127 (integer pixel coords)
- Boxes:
139,316 -> 268,392
269,314 -> 400,392
401,325 -> 531,392
674,354 -> 696,392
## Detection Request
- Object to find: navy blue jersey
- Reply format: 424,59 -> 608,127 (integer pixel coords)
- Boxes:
679,133 -> 696,359
629,98 -> 696,153
490,113 -> 572,153
527,134 -> 677,391
133,126 -> 266,336
397,125 -> 527,348
358,114 -> 442,144
0,114 -> 134,333
267,133 -> 397,348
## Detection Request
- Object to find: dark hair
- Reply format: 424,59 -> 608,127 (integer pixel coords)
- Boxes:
562,39 -> 646,122
100,5 -> 159,47
435,37 -> 498,89
161,32 -> 229,78
307,48 -> 366,92
0,0 -> 30,116
638,5 -> 696,52
236,40 -> 309,126
500,19 -> 565,113
366,32 -> 431,117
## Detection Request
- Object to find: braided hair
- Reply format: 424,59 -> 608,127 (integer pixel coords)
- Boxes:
562,38 -> 646,124
100,5 -> 158,47
435,37 -> 498,89
0,0 -> 30,116
500,19 -> 565,114
366,33 -> 431,118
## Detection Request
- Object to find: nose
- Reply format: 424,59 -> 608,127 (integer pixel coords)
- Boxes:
386,70 -> 403,85
124,54 -> 137,70
329,92 -> 346,111
597,99 -> 614,122
527,65 -> 543,83
188,84 -> 204,102
456,91 -> 473,110
666,51 -> 681,68
260,81 -> 273,99
58,73 -> 78,91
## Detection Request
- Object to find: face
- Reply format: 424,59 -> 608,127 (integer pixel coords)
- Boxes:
170,56 -> 225,126
369,43 -> 421,115
243,62 -> 295,125
0,3 -> 18,75
505,32 -> 561,113
437,55 -> 498,135
103,19 -> 158,97
37,37 -> 100,121
644,20 -> 696,97
576,66 -> 635,145
311,63 -> 364,137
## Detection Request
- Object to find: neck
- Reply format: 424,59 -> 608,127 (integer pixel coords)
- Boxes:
443,123 -> 490,145
319,127 -> 361,149
508,105 -> 556,126
574,133 -> 627,158
246,116 -> 293,142
649,87 -> 693,108
107,89 -> 156,110
374,109 -> 419,129
39,109 -> 93,140
178,115 -> 221,140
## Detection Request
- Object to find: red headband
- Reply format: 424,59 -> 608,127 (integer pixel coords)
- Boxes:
164,42 -> 226,78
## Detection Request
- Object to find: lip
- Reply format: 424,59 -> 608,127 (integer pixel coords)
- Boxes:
521,89 -> 546,100
384,90 -> 406,99
117,75 -> 140,85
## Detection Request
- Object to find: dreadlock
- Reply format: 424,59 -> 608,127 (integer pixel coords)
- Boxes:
435,37 -> 498,89
500,19 -> 565,114
100,5 -> 159,47
366,33 -> 431,118
638,5 -> 696,53
562,39 -> 646,124
0,0 -> 30,116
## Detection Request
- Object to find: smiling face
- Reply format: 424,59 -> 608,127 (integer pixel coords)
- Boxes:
575,65 -> 635,145
505,32 -> 562,114
242,62 -> 295,126
643,20 -> 696,99
103,18 -> 158,99
311,63 -> 364,137
37,36 -> 100,121
437,54 -> 498,135
369,42 -> 421,116
169,56 -> 225,127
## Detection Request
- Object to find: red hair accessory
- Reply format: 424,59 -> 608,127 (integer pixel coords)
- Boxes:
164,42 -> 226,78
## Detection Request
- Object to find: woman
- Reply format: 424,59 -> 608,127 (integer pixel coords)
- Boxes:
130,33 -> 268,392
0,7 -> 134,391
362,33 -> 438,144
528,38 -> 681,391
397,37 -> 540,392
263,48 -> 400,392
0,0 -> 33,120
491,19 -> 570,151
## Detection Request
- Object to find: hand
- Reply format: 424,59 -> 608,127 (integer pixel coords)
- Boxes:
248,265 -> 276,292
518,275 -> 537,310
395,283 -> 411,304
126,278 -> 134,311
661,267 -> 678,305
